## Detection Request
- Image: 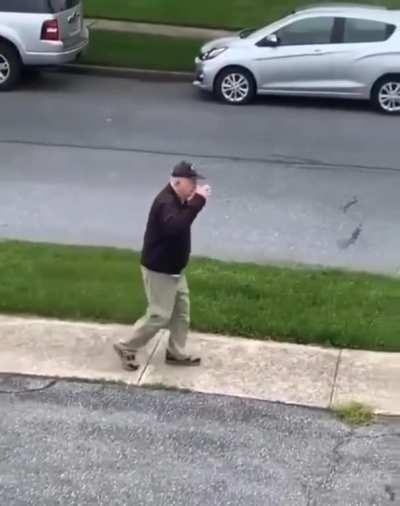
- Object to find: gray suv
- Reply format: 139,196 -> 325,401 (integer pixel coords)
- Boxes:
0,0 -> 89,90
194,4 -> 400,113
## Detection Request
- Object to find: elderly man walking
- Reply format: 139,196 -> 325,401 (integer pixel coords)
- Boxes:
114,161 -> 211,371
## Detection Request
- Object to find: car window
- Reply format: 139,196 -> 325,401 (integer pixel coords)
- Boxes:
275,17 -> 335,45
0,0 -> 50,13
49,0 -> 81,13
342,18 -> 395,43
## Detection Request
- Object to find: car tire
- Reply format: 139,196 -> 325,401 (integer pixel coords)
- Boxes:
0,42 -> 22,91
371,76 -> 400,115
215,67 -> 256,105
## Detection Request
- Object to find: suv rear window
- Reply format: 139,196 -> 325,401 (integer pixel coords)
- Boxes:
0,0 -> 49,12
0,0 -> 80,13
342,18 -> 396,43
49,0 -> 81,13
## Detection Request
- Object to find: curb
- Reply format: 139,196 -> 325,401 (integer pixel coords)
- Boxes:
86,17 -> 237,36
86,18 -> 232,41
61,63 -> 194,83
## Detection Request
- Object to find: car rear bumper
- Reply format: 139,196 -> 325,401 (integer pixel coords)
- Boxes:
23,31 -> 89,66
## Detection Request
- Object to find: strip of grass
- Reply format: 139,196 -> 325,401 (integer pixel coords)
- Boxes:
80,30 -> 202,72
333,402 -> 375,426
85,0 -> 400,30
1,240 -> 400,352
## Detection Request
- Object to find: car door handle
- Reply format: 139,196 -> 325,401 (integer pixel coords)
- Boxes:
313,49 -> 325,54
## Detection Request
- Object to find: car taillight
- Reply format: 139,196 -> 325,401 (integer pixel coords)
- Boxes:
41,20 -> 60,41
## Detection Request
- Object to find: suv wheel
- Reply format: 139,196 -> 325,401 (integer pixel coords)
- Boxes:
372,77 -> 400,114
0,42 -> 22,91
215,68 -> 256,105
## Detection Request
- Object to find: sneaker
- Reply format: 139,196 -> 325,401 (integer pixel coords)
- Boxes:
165,349 -> 201,367
113,342 -> 140,372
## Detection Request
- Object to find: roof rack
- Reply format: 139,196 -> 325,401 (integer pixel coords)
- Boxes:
293,3 -> 387,12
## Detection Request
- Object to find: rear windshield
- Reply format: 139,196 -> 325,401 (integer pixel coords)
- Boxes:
49,0 -> 81,13
0,0 -> 80,13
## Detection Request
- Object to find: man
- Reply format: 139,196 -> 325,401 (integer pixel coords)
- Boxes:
113,161 -> 211,371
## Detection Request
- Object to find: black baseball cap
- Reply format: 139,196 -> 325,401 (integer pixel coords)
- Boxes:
172,161 -> 205,180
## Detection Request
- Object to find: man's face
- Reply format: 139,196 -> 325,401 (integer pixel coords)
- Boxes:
179,177 -> 197,200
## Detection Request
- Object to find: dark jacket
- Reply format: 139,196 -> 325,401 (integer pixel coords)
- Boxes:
141,184 -> 206,275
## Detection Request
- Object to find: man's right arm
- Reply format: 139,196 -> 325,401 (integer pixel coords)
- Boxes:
159,194 -> 206,236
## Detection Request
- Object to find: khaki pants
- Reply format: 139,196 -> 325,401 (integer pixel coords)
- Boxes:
123,267 -> 190,359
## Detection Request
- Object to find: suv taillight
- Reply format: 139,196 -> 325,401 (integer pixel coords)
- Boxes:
41,20 -> 60,41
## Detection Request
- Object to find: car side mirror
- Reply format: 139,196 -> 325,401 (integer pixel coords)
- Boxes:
259,34 -> 279,47
239,28 -> 254,39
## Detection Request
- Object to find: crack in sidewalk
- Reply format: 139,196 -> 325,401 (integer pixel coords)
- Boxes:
329,350 -> 343,408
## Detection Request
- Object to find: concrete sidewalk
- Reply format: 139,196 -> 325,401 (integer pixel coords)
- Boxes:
86,18 -> 233,40
0,315 -> 398,415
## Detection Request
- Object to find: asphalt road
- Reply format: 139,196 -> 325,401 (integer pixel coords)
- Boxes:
1,72 -> 400,273
0,375 -> 399,506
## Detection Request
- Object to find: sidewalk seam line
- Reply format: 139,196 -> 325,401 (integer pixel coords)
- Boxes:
137,331 -> 164,385
329,349 -> 343,408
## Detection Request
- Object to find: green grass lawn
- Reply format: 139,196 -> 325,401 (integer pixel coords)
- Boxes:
85,0 -> 400,29
1,240 -> 399,352
80,30 -> 201,71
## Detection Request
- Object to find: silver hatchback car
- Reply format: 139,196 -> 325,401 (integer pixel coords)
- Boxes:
194,4 -> 400,113
0,0 -> 89,90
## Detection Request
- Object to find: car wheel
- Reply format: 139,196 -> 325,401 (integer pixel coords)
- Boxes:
0,42 -> 22,91
215,68 -> 256,105
372,77 -> 400,114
